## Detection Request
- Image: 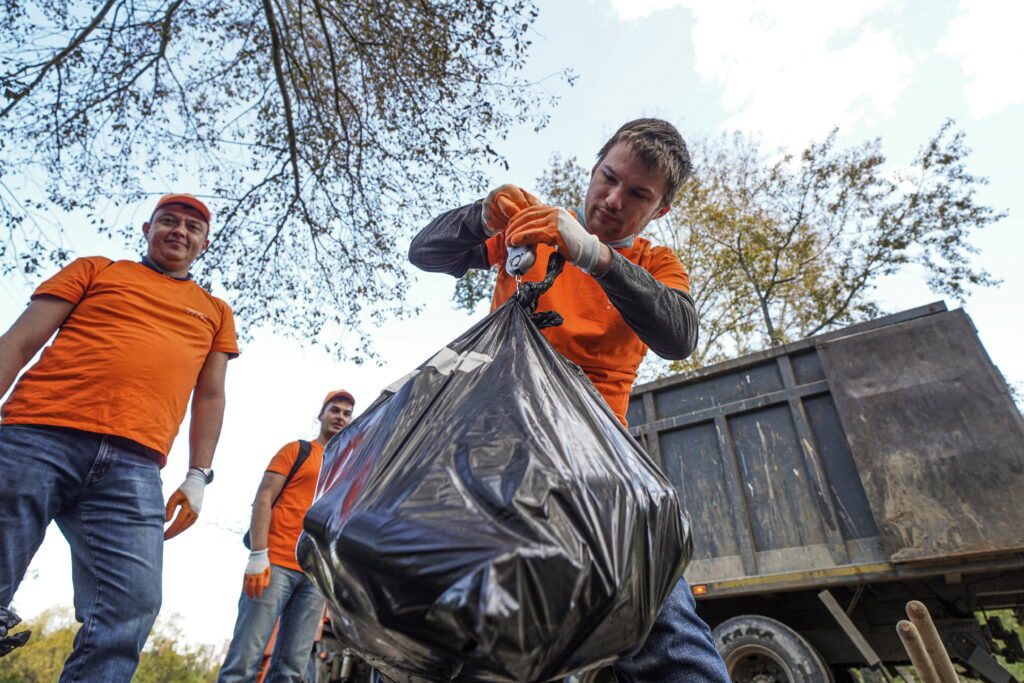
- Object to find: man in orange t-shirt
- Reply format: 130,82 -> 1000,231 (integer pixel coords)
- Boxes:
409,120 -> 729,682
0,194 -> 238,677
218,390 -> 355,682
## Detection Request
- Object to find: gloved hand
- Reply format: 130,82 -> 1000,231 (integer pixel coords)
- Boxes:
164,469 -> 207,540
243,549 -> 272,599
1,606 -> 31,656
481,185 -> 540,235
506,205 -> 602,274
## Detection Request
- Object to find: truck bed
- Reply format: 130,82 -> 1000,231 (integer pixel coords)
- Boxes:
626,302 -> 1024,599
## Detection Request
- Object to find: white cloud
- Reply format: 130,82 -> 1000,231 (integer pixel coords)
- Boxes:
690,0 -> 912,145
607,0 -> 916,148
938,1 -> 1024,119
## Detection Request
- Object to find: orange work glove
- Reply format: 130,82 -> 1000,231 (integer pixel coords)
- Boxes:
243,549 -> 273,599
481,185 -> 540,235
506,205 -> 602,273
164,469 -> 207,540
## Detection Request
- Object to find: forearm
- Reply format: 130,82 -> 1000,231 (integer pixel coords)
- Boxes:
188,391 -> 224,469
596,251 -> 699,360
0,296 -> 75,396
248,496 -> 274,551
0,338 -> 32,398
408,200 -> 492,277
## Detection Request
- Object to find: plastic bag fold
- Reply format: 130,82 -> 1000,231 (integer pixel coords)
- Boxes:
298,296 -> 690,682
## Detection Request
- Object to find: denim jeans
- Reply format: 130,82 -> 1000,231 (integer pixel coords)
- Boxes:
612,576 -> 730,682
218,564 -> 325,682
0,424 -> 164,682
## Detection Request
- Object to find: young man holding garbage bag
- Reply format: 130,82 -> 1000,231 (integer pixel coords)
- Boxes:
409,119 -> 729,681
0,194 -> 237,678
218,390 -> 355,682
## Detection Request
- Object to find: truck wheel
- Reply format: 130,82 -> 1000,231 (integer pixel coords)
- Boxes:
713,615 -> 832,683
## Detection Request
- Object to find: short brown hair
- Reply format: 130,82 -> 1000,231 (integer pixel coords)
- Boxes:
597,119 -> 692,207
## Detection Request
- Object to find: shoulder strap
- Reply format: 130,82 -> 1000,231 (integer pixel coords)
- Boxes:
270,440 -> 313,508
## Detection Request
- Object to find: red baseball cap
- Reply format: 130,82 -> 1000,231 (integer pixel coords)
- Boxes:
153,193 -> 211,224
322,390 -> 355,410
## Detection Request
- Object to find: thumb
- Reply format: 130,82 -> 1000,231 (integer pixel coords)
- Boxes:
164,490 -> 185,522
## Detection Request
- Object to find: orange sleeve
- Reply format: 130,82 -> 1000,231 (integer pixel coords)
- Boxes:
484,234 -> 506,268
647,245 -> 691,294
32,257 -> 113,304
266,441 -> 300,477
210,298 -> 239,358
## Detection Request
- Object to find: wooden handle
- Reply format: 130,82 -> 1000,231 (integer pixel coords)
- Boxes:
906,600 -> 959,683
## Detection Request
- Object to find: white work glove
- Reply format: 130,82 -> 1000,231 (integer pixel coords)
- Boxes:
163,469 -> 207,540
243,549 -> 272,598
505,205 -> 602,274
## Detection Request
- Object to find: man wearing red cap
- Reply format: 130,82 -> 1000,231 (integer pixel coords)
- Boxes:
218,390 -> 355,682
0,194 -> 238,677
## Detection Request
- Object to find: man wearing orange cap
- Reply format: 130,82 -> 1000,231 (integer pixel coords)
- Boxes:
0,194 -> 238,678
218,390 -> 355,682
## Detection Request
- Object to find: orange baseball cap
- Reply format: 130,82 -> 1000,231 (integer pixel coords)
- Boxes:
154,193 -> 211,224
322,389 -> 355,410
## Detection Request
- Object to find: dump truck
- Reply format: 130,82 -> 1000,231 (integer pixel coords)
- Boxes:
626,302 -> 1024,682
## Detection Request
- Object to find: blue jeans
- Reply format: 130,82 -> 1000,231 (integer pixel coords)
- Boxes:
0,424 -> 164,682
218,564 -> 324,682
612,576 -> 730,682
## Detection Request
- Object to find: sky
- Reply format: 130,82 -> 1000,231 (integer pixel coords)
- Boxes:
3,0 -> 1023,654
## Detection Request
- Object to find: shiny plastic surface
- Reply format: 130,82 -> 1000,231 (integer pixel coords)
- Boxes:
298,298 -> 691,682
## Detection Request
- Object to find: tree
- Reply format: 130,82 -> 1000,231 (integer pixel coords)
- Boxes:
661,121 -> 1002,369
133,615 -> 220,683
0,608 -> 219,682
0,608 -> 75,681
0,0 -> 564,360
454,122 -> 1004,373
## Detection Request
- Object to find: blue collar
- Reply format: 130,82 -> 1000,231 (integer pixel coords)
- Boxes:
140,255 -> 191,281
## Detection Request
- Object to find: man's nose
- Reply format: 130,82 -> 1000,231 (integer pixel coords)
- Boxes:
606,186 -> 624,210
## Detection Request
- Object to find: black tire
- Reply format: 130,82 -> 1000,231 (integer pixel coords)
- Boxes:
713,615 -> 832,683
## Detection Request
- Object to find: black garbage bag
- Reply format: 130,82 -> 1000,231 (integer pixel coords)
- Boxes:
298,257 -> 691,682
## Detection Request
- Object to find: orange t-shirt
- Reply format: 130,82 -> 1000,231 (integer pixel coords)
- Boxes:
486,237 -> 690,425
266,440 -> 325,571
1,257 -> 239,463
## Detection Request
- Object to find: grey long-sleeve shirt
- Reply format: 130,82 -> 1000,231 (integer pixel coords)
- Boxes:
409,200 -> 698,361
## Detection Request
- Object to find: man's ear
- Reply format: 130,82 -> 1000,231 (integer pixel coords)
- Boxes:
142,221 -> 151,238
654,205 -> 671,220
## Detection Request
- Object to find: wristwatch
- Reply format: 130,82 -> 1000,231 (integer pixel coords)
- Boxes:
190,467 -> 214,484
